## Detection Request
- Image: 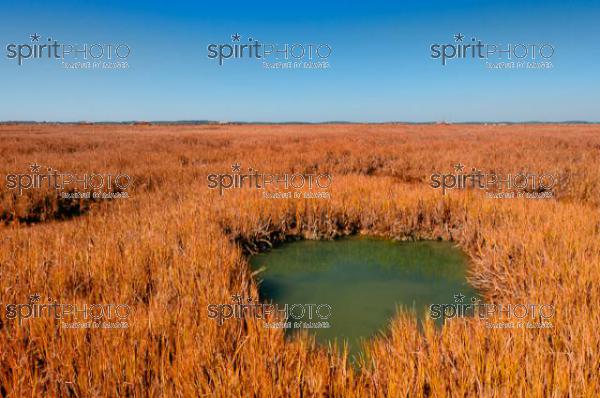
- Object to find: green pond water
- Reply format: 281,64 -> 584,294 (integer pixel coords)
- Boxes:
250,236 -> 480,358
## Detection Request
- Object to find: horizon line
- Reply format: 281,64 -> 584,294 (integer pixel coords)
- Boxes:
1,120 -> 599,125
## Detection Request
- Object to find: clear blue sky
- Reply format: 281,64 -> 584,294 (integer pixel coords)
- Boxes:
1,0 -> 598,122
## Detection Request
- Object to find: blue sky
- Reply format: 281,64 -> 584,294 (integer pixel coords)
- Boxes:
1,0 -> 598,122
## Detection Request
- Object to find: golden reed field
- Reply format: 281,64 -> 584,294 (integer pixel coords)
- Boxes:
0,123 -> 599,397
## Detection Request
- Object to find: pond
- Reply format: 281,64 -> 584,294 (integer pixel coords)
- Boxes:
249,236 -> 480,358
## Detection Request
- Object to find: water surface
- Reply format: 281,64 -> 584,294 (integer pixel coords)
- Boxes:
250,236 -> 479,357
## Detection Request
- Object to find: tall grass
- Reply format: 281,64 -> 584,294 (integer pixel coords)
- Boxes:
0,123 -> 598,396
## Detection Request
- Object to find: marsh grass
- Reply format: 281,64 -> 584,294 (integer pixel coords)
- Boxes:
0,123 -> 598,396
